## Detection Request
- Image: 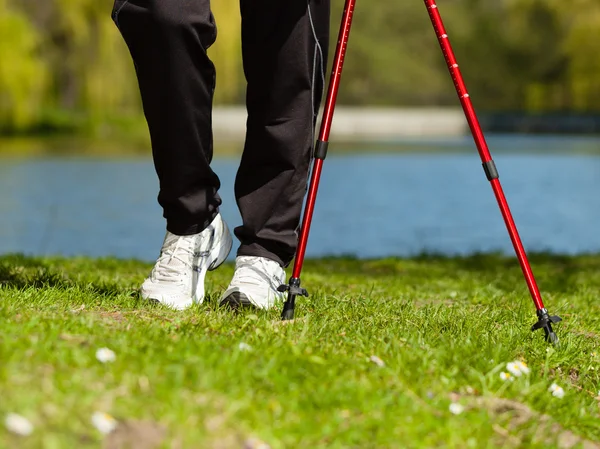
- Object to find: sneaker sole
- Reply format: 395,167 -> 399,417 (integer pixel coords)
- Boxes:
219,292 -> 255,310
140,293 -> 192,311
207,220 -> 233,272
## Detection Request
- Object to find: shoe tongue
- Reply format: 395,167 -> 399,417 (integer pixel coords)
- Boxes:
154,234 -> 195,281
154,255 -> 190,282
236,258 -> 281,286
164,233 -> 197,253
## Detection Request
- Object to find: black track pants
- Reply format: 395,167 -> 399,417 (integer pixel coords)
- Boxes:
113,0 -> 330,267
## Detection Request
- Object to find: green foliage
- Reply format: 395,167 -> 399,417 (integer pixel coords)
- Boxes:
0,0 -> 599,135
333,1 -> 455,106
0,0 -> 48,132
210,0 -> 244,104
506,0 -> 600,111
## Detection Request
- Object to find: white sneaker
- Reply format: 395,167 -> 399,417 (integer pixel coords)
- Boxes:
141,214 -> 232,310
219,256 -> 286,310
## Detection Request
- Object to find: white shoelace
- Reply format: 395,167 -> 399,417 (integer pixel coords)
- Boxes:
232,258 -> 282,289
153,235 -> 196,281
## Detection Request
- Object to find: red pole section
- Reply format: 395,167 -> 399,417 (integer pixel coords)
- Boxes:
424,0 -> 545,311
319,0 -> 355,142
292,160 -> 324,278
291,0 -> 356,279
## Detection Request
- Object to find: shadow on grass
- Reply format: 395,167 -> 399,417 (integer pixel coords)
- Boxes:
0,253 -> 132,299
414,252 -> 600,294
308,252 -> 600,294
3,252 -> 599,298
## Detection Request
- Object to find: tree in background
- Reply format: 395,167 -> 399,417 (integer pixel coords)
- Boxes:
546,0 -> 600,111
1,0 -> 246,133
0,0 -> 599,135
501,0 -> 600,112
0,0 -> 48,132
332,0 -> 456,106
12,0 -> 140,130
210,0 -> 244,104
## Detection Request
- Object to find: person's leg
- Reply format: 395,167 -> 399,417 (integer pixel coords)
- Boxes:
220,0 -> 330,309
112,0 -> 221,233
235,0 -> 331,267
113,0 -> 232,310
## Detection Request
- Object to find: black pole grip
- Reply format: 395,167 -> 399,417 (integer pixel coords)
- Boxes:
314,140 -> 329,160
483,160 -> 499,181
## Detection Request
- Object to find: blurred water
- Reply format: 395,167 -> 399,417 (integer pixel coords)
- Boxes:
1,135 -> 600,261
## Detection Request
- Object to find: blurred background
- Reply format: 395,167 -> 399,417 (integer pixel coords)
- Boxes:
1,0 -> 600,261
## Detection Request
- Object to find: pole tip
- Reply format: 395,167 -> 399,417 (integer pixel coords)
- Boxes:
546,331 -> 559,346
281,308 -> 295,321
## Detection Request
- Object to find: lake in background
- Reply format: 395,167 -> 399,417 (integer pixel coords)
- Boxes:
1,134 -> 600,261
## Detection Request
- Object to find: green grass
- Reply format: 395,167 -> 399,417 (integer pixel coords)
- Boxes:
1,253 -> 599,448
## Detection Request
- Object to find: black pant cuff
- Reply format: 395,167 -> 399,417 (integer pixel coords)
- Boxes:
166,211 -> 219,236
237,243 -> 289,268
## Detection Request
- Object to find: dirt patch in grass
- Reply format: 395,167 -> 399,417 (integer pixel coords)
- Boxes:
476,397 -> 600,449
98,311 -> 127,322
104,420 -> 166,449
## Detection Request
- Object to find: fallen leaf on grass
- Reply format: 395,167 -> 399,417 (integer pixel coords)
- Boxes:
60,334 -> 88,344
369,355 -> 385,367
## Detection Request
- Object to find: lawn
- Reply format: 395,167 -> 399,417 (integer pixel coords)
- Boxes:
1,253 -> 599,448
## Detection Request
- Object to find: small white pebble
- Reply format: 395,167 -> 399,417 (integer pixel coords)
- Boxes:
238,342 -> 253,352
95,348 -> 116,363
91,411 -> 118,435
449,403 -> 464,415
4,413 -> 33,436
369,355 -> 385,367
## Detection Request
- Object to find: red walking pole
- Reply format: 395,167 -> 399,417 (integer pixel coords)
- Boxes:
279,0 -> 356,320
424,0 -> 561,342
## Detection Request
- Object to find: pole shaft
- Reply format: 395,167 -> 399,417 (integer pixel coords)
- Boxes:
424,0 -> 545,311
291,0 -> 356,279
292,160 -> 324,278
